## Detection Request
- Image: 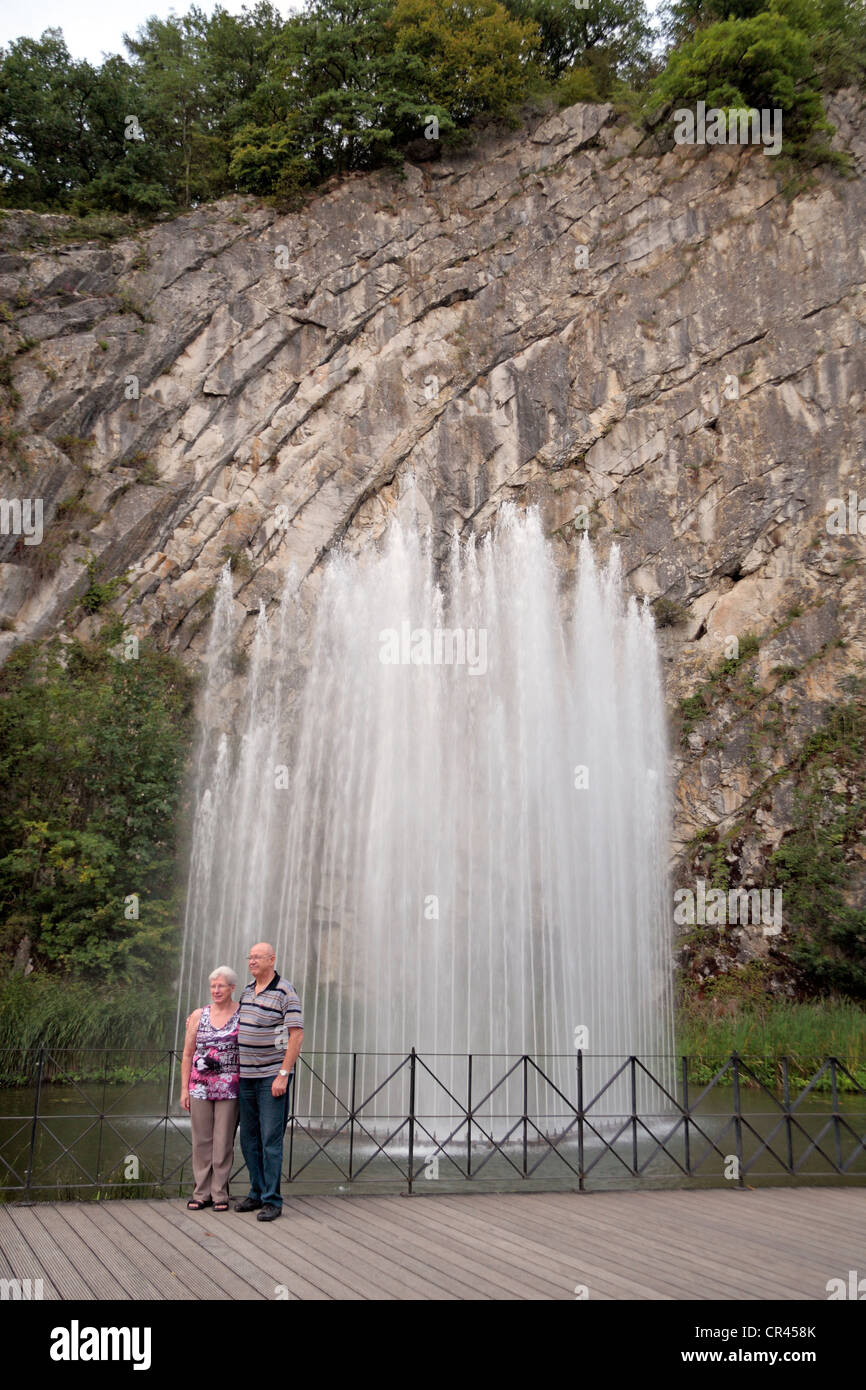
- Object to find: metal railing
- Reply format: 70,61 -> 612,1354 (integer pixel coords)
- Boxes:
0,1047 -> 863,1201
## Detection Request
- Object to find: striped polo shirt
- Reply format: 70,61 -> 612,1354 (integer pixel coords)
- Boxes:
238,971 -> 304,1079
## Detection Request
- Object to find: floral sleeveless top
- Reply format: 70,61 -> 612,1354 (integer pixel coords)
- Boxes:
189,1005 -> 240,1100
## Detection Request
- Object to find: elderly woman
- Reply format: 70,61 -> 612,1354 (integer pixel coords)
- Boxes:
180,966 -> 240,1211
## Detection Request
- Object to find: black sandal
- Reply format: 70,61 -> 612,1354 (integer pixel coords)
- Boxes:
213,1202 -> 229,1211
187,1199 -> 213,1210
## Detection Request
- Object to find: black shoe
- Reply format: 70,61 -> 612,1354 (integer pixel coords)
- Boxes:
234,1197 -> 263,1212
256,1204 -> 281,1221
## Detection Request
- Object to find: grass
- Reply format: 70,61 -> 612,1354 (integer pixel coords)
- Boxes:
0,969 -> 175,1083
677,998 -> 866,1090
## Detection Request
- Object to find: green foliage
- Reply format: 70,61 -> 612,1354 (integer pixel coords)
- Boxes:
645,11 -> 837,160
502,0 -> 655,88
677,995 -> 866,1088
0,968 -> 175,1058
75,555 -> 129,613
661,0 -> 866,89
0,634 -> 196,984
770,698 -> 866,998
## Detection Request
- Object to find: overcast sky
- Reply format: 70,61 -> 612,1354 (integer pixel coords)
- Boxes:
0,0 -> 300,63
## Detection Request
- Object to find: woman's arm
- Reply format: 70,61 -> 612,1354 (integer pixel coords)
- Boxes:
180,1009 -> 202,1111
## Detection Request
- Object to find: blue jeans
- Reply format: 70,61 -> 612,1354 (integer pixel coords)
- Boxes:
238,1075 -> 292,1209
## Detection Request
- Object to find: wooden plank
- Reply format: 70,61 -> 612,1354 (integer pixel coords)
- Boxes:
539,1190 -> 846,1297
0,1210 -> 59,1298
419,1192 -> 708,1299
385,1191 -> 619,1299
3,1207 -> 96,1299
445,1190 -> 808,1300
161,1209 -> 332,1301
296,1194 -> 495,1300
167,1206 -> 394,1301
30,1205 -> 132,1300
290,1195 -> 477,1300
271,1198 -> 444,1300
424,1191 -> 707,1299
111,1201 -> 264,1301
606,1190 -> 861,1277
219,1202 -> 406,1300
326,1193 -> 611,1300
79,1204 -> 197,1301
298,1194 -> 518,1300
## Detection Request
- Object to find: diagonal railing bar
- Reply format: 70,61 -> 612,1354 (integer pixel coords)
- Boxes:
0,1124 -> 31,1186
633,1116 -> 693,1178
739,1103 -> 858,1176
348,1120 -> 415,1182
632,1056 -> 699,1114
280,1118 -> 353,1181
681,1057 -> 736,1111
524,1055 -> 582,1114
579,1116 -> 647,1178
462,1117 -> 533,1180
298,1052 -> 412,1118
413,1053 -> 475,1114
418,1054 -> 526,1120
782,1118 -> 848,1175
827,1058 -> 866,1097
786,1060 -> 834,1111
37,1053 -> 116,1115
31,1119 -> 105,1186
580,1056 -> 633,1113
408,1117 -> 474,1180
100,1052 -> 176,1114
683,1117 -> 739,1173
522,1115 -> 584,1179
734,1118 -> 796,1176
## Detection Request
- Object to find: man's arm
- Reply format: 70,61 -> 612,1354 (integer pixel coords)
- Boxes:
271,1028 -> 303,1098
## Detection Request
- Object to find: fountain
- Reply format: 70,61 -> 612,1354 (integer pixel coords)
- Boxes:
178,504 -> 674,1144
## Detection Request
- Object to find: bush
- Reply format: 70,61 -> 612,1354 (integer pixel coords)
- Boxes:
645,12 -> 837,161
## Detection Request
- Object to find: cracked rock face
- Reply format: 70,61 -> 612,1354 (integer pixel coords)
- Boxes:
1,94 -> 865,963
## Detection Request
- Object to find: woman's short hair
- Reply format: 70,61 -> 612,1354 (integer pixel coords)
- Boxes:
209,965 -> 238,989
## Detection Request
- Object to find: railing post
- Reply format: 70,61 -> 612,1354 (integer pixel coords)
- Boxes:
731,1051 -> 745,1188
286,1056 -> 296,1183
160,1048 -> 173,1190
577,1049 -> 585,1192
681,1056 -> 691,1176
522,1054 -> 528,1177
830,1056 -> 842,1172
22,1044 -> 45,1205
466,1054 -> 472,1179
407,1048 -> 416,1195
630,1055 -> 638,1174
348,1052 -> 357,1182
782,1056 -> 794,1173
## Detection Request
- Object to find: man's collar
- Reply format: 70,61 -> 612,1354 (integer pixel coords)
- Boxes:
248,970 -> 280,991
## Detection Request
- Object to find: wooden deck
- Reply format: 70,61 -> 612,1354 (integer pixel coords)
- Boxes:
1,1187 -> 862,1300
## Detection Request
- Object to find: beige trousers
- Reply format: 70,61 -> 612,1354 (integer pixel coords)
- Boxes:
190,1097 -> 239,1205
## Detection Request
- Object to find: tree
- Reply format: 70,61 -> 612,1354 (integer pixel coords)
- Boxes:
502,0 -> 654,89
0,635 -> 195,983
644,11 -> 834,156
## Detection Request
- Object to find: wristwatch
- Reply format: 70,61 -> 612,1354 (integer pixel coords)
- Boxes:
278,1068 -> 289,1077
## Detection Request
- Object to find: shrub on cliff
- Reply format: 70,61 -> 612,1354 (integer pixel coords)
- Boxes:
644,11 -> 837,159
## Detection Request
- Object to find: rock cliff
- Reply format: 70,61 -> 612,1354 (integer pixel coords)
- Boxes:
2,94 -> 865,979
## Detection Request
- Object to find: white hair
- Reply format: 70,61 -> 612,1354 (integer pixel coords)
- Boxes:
209,965 -> 238,989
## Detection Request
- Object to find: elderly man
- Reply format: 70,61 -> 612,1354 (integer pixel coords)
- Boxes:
234,942 -> 304,1221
